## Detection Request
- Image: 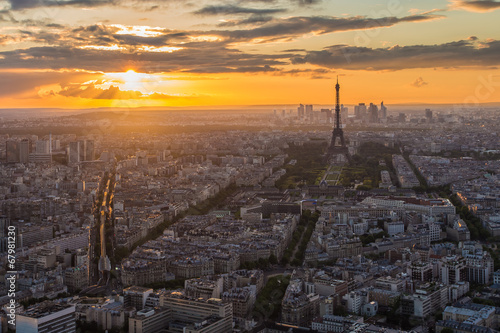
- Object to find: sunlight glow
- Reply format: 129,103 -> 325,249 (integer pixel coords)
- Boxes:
111,24 -> 165,37
78,45 -> 182,53
138,46 -> 183,53
188,36 -> 221,42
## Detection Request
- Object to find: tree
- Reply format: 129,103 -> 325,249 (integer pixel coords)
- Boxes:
269,254 -> 278,265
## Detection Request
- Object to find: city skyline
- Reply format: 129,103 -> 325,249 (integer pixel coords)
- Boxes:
0,0 -> 499,109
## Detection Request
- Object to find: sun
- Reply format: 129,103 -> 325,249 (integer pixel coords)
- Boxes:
103,70 -> 180,98
121,69 -> 144,91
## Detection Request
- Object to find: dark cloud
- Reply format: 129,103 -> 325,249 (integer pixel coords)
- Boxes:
0,12 -> 450,75
4,13 -> 443,51
4,0 -> 174,11
411,77 -> 428,88
58,83 -> 143,99
193,5 -> 286,16
214,14 -> 444,42
452,0 -> 500,12
0,71 -> 96,97
0,44 -> 290,73
295,0 -> 321,5
186,64 -> 278,73
242,0 -> 321,5
217,14 -> 274,27
46,81 -> 193,99
291,39 -> 500,70
6,0 -> 114,10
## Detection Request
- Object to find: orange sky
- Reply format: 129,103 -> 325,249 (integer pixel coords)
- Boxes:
0,0 -> 499,108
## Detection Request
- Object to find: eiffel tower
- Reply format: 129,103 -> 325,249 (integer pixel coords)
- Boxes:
326,77 -> 350,163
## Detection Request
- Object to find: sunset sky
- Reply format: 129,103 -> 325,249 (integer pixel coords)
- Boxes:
0,0 -> 500,108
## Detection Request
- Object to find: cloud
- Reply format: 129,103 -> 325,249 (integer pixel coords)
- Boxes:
450,0 -> 500,12
3,0 -> 176,11
0,70 -> 97,97
5,0 -> 114,10
56,82 -> 185,99
186,64 -> 279,73
14,13 -> 443,48
291,39 -> 500,70
244,0 -> 321,2
217,14 -> 274,27
215,14 -> 444,43
0,12 -> 447,75
193,5 -> 286,16
0,44 -> 290,73
58,83 -> 143,99
410,77 -> 428,88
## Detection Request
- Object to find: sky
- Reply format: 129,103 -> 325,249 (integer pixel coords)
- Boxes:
0,0 -> 500,109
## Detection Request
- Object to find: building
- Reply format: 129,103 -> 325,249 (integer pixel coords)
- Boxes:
384,221 -> 405,236
64,266 -> 88,293
369,103 -> 379,123
312,273 -> 348,300
312,314 -> 364,333
221,287 -> 254,319
121,260 -> 173,287
169,257 -> 214,279
463,248 -> 494,285
374,276 -> 404,293
402,283 -> 448,318
36,140 -> 50,154
185,277 -> 223,300
307,182 -> 345,198
368,288 -> 400,307
442,256 -> 467,285
17,302 -> 76,333
20,139 -> 30,163
409,262 -> 434,282
402,293 -> 432,318
68,141 -> 80,164
380,102 -> 387,120
160,292 -> 233,333
85,140 -> 95,161
436,320 -> 497,333
493,270 -> 500,284
6,140 -> 20,163
443,304 -> 495,327
124,286 -> 154,311
18,226 -> 54,248
281,279 -> 320,327
298,104 -> 305,119
129,307 -> 171,333
343,291 -> 368,315
361,301 -> 378,317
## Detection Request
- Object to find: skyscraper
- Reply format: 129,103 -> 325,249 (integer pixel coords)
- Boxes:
305,105 -> 313,120
425,109 -> 433,122
297,104 -> 305,119
6,141 -> 20,163
20,139 -> 30,164
69,141 -> 80,164
380,102 -> 387,120
86,140 -> 95,161
78,140 -> 86,162
369,103 -> 379,123
35,140 -> 50,154
354,103 -> 366,121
